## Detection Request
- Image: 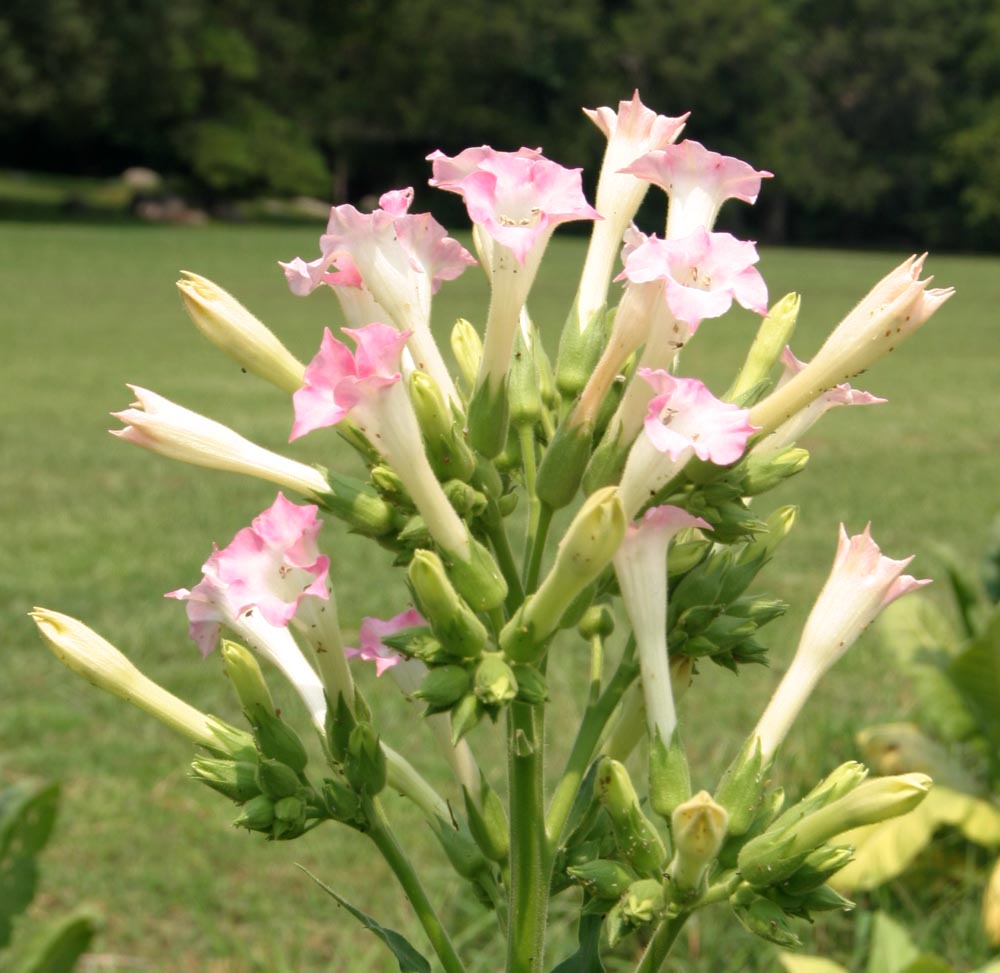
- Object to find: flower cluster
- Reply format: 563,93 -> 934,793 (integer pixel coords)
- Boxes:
34,90 -> 956,973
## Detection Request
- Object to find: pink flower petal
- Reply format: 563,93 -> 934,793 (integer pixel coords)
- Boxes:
345,608 -> 426,677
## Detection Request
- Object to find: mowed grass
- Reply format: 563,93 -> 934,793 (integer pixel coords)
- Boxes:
1,219 -> 998,972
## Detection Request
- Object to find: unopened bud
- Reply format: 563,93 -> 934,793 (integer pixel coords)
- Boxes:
221,640 -> 275,715
256,758 -> 301,801
450,693 -> 484,745
430,819 -> 490,880
595,757 -> 667,878
344,723 -> 387,795
622,878 -> 666,926
508,321 -> 544,426
320,471 -> 400,536
233,794 -> 276,831
445,533 -> 508,613
578,604 -> 615,641
535,418 -> 593,510
714,736 -> 765,838
649,729 -> 691,821
742,447 -> 809,495
467,376 -> 510,458
780,846 -> 855,895
322,776 -> 361,823
731,892 -> 802,948
567,859 -> 636,900
556,300 -> 607,400
464,777 -> 510,863
451,318 -> 483,393
668,791 -> 728,899
413,665 -> 471,712
371,464 -> 409,502
443,480 -> 488,517
410,371 -> 477,481
191,757 -> 261,802
511,664 -> 548,704
727,293 -> 801,402
247,703 -> 309,774
408,550 -> 488,658
474,655 -> 518,710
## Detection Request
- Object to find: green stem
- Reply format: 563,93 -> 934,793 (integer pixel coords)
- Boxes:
483,510 -> 525,612
523,502 -> 554,593
506,702 -> 546,973
635,911 -> 689,973
588,634 -> 604,705
544,646 -> 638,853
518,423 -> 541,542
367,799 -> 466,973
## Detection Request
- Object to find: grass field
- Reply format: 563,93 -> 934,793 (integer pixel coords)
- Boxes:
2,219 -> 998,972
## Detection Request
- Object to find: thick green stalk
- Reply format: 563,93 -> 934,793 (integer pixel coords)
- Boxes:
544,646 -> 638,853
367,799 -> 466,973
506,702 -> 546,973
523,503 -> 554,593
483,511 -> 525,611
518,423 -> 541,542
635,911 -> 689,973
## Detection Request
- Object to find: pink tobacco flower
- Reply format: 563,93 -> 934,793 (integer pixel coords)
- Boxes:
574,93 -> 688,330
613,505 -> 710,743
619,228 -> 768,334
428,146 -> 600,265
756,346 -> 887,454
617,370 -> 757,518
624,139 -> 772,239
754,524 -> 930,760
345,608 -> 426,677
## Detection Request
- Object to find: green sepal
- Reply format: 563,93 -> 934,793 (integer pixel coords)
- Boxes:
473,654 -> 518,711
566,859 -> 636,900
190,757 -> 261,803
325,692 -> 355,764
317,470 -> 401,537
464,777 -> 510,864
468,377 -> 510,458
730,892 -> 802,948
233,794 -> 276,831
247,703 -> 309,774
451,693 -> 485,744
649,728 -> 692,822
508,322 -> 544,426
555,300 -> 607,400
344,724 -> 387,795
255,758 -> 301,801
583,426 -> 629,494
413,665 -> 471,713
535,416 -> 594,510
713,736 -> 765,838
512,663 -> 549,704
444,534 -> 508,613
595,757 -> 668,879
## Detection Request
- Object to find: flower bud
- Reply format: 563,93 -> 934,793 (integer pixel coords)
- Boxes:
322,776 -> 362,824
555,300 -> 608,400
577,604 -> 615,641
668,791 -> 728,899
622,878 -> 666,926
595,757 -> 667,878
429,819 -> 490,880
221,640 -> 275,716
467,375 -> 510,458
451,318 -> 483,393
320,471 -> 400,537
714,736 -> 766,838
511,664 -> 548,704
177,271 -> 305,394
371,464 -> 410,502
233,794 -> 276,831
769,761 -> 869,834
566,859 -> 636,900
408,550 -> 488,658
325,692 -> 355,764
191,757 -> 261,803
501,488 -> 626,663
464,777 -> 510,864
255,758 -> 302,801
741,448 -> 809,496
535,418 -> 594,510
413,665 -> 471,712
727,292 -> 801,402
344,723 -> 387,795
442,480 -> 488,518
409,371 -> 477,482
583,425 -> 630,494
649,729 -> 691,821
731,891 -> 802,948
445,533 -> 508,613
246,704 -> 309,775
473,655 -> 518,710
780,845 -> 855,895
450,694 -> 484,745
508,319 -> 544,426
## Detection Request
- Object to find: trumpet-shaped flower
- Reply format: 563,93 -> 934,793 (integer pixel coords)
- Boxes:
345,608 -> 425,677
751,255 -> 954,436
617,370 -> 757,518
755,347 -> 887,455
754,524 -> 931,761
574,93 -> 688,330
613,505 -> 710,744
292,323 -> 470,559
111,385 -> 331,499
624,139 -> 772,239
280,188 -> 474,402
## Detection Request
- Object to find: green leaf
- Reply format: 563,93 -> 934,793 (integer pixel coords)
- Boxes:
551,913 -> 605,973
867,912 -> 919,973
297,866 -> 431,973
899,957 -> 956,973
778,955 -> 850,973
948,607 -> 1000,756
931,543 -> 989,638
20,910 -> 100,973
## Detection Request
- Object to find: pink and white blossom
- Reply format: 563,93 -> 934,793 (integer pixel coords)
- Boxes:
754,524 -> 931,760
755,346 -> 887,454
344,608 -> 425,677
575,93 -> 688,330
613,505 -> 710,743
111,385 -> 331,499
617,370 -> 757,518
291,324 -> 470,559
751,255 -> 954,436
624,139 -> 772,239
280,189 -> 474,403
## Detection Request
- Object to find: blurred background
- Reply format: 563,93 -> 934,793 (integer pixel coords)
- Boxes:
2,0 -> 999,249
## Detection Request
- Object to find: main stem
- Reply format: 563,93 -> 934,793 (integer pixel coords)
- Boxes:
635,911 -> 689,973
507,701 -> 546,973
367,799 -> 466,973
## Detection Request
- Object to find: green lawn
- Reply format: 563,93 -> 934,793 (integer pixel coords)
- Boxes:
2,220 -> 998,972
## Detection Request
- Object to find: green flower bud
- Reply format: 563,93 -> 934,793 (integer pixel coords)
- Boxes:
451,318 -> 483,394
247,703 -> 309,774
583,426 -> 629,494
731,892 -> 802,948
430,819 -> 490,880
666,536 -> 711,578
336,420 -> 383,465
256,757 -> 301,801
191,757 -> 261,802
474,654 -> 518,710
779,845 -> 855,895
501,488 -> 626,663
325,692 -> 355,764
464,777 -> 510,863
471,457 -> 503,500
371,464 -> 409,502
397,515 -> 431,548
413,665 -> 471,712
274,795 -> 305,823
727,292 -> 801,402
535,418 -> 593,510
595,757 -> 667,879
450,694 -> 484,745
445,534 -> 508,613
344,723 -> 387,795
622,878 -> 666,927
467,376 -> 510,459
566,859 -> 636,900
769,761 -> 869,834
649,729 -> 691,821
319,471 -> 400,536
668,791 -> 728,900
742,448 -> 809,496
798,884 -> 854,913
577,604 -> 615,640
555,300 -> 607,400
233,794 -> 275,831
714,736 -> 765,838
322,776 -> 361,824
511,664 -> 548,704
443,479 -> 488,518
221,641 -> 274,715
408,550 -> 488,658
410,371 -> 477,481
508,322 -> 544,426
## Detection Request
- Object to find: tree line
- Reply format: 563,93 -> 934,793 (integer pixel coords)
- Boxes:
2,0 -> 998,248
